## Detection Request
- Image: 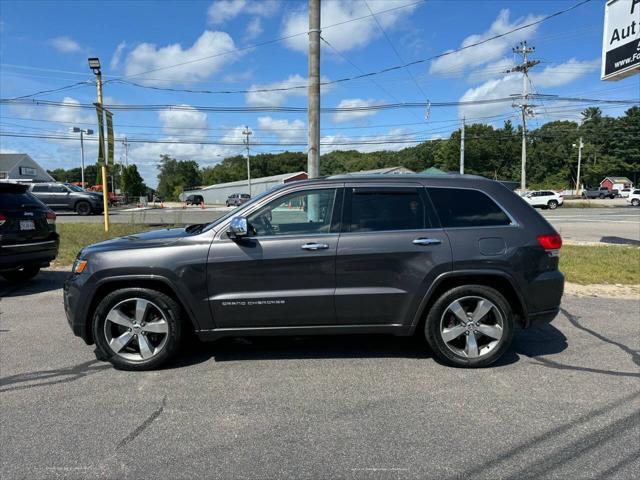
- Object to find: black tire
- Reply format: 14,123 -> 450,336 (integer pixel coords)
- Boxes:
75,201 -> 91,215
424,285 -> 515,368
632,199 -> 640,207
92,288 -> 183,370
548,200 -> 558,210
1,265 -> 40,282
599,194 -> 605,199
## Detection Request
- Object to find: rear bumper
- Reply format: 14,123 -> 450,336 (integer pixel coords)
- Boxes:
0,238 -> 59,270
524,270 -> 564,328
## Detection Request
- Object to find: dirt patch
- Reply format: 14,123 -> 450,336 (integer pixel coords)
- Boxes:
564,282 -> 639,299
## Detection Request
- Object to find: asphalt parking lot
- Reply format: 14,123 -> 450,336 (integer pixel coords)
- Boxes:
1,272 -> 638,479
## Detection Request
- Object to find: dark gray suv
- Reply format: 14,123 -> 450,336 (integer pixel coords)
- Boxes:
29,182 -> 103,215
64,175 -> 564,370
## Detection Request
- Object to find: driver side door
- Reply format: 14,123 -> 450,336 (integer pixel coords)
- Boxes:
207,186 -> 343,328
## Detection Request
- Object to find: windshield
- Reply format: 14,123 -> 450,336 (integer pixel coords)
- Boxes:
66,184 -> 85,192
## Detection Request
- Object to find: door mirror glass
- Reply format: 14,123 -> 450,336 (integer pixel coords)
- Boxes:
228,216 -> 248,238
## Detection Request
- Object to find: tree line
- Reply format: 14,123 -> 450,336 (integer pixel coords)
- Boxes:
50,107 -> 638,201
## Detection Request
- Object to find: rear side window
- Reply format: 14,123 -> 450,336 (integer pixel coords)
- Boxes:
0,191 -> 43,209
427,188 -> 511,228
31,185 -> 49,193
347,187 -> 428,232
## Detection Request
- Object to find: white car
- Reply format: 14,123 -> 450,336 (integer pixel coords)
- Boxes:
522,190 -> 564,210
619,188 -> 632,198
626,189 -> 640,207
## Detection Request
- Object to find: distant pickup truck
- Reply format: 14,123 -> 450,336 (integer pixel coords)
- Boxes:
582,187 -> 618,199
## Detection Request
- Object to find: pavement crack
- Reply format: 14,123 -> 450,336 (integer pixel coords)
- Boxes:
560,307 -> 640,367
116,395 -> 167,450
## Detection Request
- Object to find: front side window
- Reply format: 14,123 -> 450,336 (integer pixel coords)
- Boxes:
247,188 -> 337,237
428,187 -> 511,228
347,187 -> 427,232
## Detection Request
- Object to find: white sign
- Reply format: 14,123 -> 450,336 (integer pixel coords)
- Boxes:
602,0 -> 640,80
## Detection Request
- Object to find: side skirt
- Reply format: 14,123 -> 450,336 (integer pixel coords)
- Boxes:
195,324 -> 413,342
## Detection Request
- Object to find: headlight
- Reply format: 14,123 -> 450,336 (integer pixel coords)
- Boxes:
72,259 -> 88,274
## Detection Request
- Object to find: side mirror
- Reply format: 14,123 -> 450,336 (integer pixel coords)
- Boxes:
228,216 -> 248,238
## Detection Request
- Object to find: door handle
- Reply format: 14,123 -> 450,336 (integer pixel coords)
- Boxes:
301,242 -> 329,251
412,238 -> 442,246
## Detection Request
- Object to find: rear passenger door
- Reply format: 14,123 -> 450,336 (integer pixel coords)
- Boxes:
335,184 -> 452,326
426,187 -> 517,271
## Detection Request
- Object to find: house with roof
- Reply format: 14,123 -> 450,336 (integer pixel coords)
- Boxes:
600,176 -> 633,191
0,153 -> 54,182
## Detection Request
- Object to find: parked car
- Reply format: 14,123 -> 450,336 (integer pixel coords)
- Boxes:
522,190 -> 564,210
0,182 -> 59,282
226,193 -> 251,207
29,182 -> 104,215
626,189 -> 640,207
619,188 -> 632,198
186,194 -> 204,206
64,175 -> 564,370
582,187 -> 617,199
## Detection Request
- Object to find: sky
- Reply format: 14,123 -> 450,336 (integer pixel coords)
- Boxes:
1,0 -> 638,187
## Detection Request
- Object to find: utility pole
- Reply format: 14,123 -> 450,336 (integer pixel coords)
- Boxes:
459,116 -> 465,174
71,127 -> 93,188
242,126 -> 252,197
122,137 -> 130,167
575,137 -> 584,196
509,41 -> 539,192
307,0 -> 320,179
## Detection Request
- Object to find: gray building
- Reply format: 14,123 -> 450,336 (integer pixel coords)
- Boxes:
0,154 -> 54,182
181,171 -> 308,205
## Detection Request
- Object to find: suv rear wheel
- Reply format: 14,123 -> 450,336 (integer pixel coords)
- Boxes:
1,265 -> 40,282
75,201 -> 91,215
424,285 -> 515,367
92,288 -> 183,370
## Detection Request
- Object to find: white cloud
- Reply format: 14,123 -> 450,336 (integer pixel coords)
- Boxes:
50,36 -> 82,53
321,128 -> 414,154
332,98 -> 384,123
11,96 -> 93,125
457,59 -> 600,119
282,0 -> 418,53
245,74 -> 332,106
123,30 -> 240,86
257,116 -> 305,143
158,105 -> 209,137
244,17 -> 263,41
110,41 -> 127,70
430,10 -> 543,76
208,0 -> 278,24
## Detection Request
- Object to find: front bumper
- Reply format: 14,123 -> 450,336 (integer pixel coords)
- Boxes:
63,272 -> 94,344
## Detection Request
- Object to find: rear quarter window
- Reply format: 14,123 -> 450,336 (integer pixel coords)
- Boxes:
427,187 -> 512,228
0,191 -> 43,209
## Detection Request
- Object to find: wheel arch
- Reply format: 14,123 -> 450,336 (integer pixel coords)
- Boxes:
84,276 -> 199,344
409,270 -> 527,334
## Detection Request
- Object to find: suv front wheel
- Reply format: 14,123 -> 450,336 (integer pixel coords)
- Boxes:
424,285 -> 515,368
92,288 -> 183,370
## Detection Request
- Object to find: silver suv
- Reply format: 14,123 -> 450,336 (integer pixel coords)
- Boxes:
29,182 -> 103,215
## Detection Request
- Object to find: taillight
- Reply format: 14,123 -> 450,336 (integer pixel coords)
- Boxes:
0,213 -> 6,226
537,233 -> 562,251
46,210 -> 56,224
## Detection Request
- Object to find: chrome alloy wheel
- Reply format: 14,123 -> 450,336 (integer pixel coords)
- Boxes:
104,298 -> 169,361
439,296 -> 504,359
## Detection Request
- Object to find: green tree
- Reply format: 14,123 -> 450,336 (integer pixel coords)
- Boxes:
156,155 -> 202,200
120,165 -> 146,199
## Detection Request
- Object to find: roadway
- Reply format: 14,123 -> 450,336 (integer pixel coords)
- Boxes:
56,205 -> 640,245
0,272 -> 638,479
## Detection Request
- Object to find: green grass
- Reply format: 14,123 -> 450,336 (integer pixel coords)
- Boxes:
560,245 -> 640,285
53,225 -> 640,286
53,223 -> 176,267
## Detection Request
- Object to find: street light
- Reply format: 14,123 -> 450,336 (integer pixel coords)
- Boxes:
88,56 -> 109,232
71,127 -> 93,188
